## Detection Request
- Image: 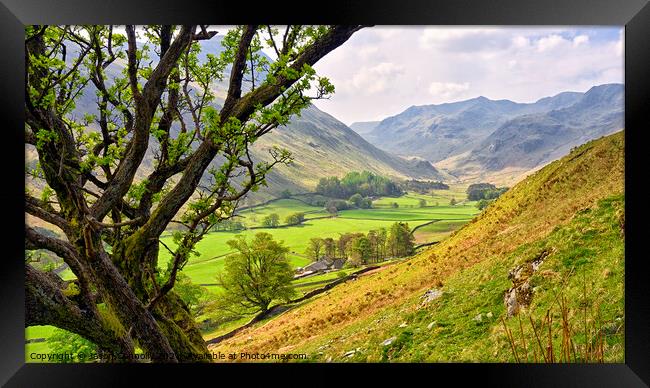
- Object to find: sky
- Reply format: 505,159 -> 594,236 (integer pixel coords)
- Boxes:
295,26 -> 625,125
126,25 -> 623,126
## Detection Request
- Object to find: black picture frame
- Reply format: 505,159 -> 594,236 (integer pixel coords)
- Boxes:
2,0 -> 649,386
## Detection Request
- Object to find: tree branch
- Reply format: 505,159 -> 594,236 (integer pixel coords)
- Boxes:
223,25 -> 366,122
90,25 -> 196,221
25,195 -> 72,235
221,25 -> 258,115
25,225 -> 82,272
135,26 -> 365,244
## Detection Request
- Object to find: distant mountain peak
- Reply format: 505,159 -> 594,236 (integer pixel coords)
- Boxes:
359,84 -> 623,184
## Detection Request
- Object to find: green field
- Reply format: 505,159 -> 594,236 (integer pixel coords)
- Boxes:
236,198 -> 329,228
412,219 -> 470,244
161,217 -> 427,286
158,192 -> 479,288
27,188 -> 480,354
25,326 -> 54,362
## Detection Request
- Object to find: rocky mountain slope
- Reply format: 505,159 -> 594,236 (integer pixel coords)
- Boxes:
359,84 -> 622,185
349,121 -> 380,135
249,105 -> 448,201
439,84 -> 623,182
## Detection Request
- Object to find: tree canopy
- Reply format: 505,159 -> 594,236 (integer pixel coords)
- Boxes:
24,24 -> 365,362
262,213 -> 280,228
218,233 -> 296,313
400,179 -> 449,193
466,183 -> 508,201
316,171 -> 403,199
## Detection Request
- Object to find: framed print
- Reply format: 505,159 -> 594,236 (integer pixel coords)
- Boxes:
1,0 -> 649,386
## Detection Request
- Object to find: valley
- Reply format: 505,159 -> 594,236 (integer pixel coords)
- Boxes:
208,130 -> 625,363
26,183 -> 480,359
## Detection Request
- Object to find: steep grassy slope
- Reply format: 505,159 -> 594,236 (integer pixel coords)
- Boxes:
210,130 -> 624,362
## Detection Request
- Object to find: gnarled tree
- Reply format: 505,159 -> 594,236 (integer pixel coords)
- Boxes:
24,24 -> 365,362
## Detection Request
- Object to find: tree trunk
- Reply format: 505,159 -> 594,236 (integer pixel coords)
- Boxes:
110,231 -> 210,362
25,264 -> 135,361
87,250 -> 179,362
154,293 -> 210,361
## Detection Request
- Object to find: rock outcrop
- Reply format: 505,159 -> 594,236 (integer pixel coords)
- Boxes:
504,249 -> 552,317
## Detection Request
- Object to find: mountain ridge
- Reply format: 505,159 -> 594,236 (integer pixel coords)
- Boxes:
357,83 -> 622,185
439,83 -> 623,183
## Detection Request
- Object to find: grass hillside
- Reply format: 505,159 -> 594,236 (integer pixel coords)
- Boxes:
210,130 -> 624,362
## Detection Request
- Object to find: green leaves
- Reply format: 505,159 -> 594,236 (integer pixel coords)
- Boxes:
40,186 -> 55,204
34,127 -> 59,150
219,232 -> 296,313
46,328 -> 96,363
125,180 -> 150,206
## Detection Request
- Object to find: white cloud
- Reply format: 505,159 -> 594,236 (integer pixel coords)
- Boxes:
350,62 -> 405,94
375,28 -> 400,39
573,35 -> 590,47
419,27 -> 510,52
311,26 -> 624,125
358,46 -> 380,60
428,82 -> 470,99
511,36 -> 530,49
616,30 -> 624,57
536,34 -> 567,52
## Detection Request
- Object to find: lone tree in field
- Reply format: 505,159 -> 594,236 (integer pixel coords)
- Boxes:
262,212 -> 280,228
217,233 -> 296,314
24,24 -> 365,362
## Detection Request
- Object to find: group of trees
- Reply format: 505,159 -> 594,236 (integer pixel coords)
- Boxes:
284,212 -> 306,226
466,183 -> 508,210
212,219 -> 246,232
24,24 -> 364,362
324,193 -> 372,215
400,179 -> 449,194
303,222 -> 415,265
467,183 -> 509,201
316,171 -> 403,199
348,193 -> 372,209
261,213 -> 281,228
261,211 -> 305,227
